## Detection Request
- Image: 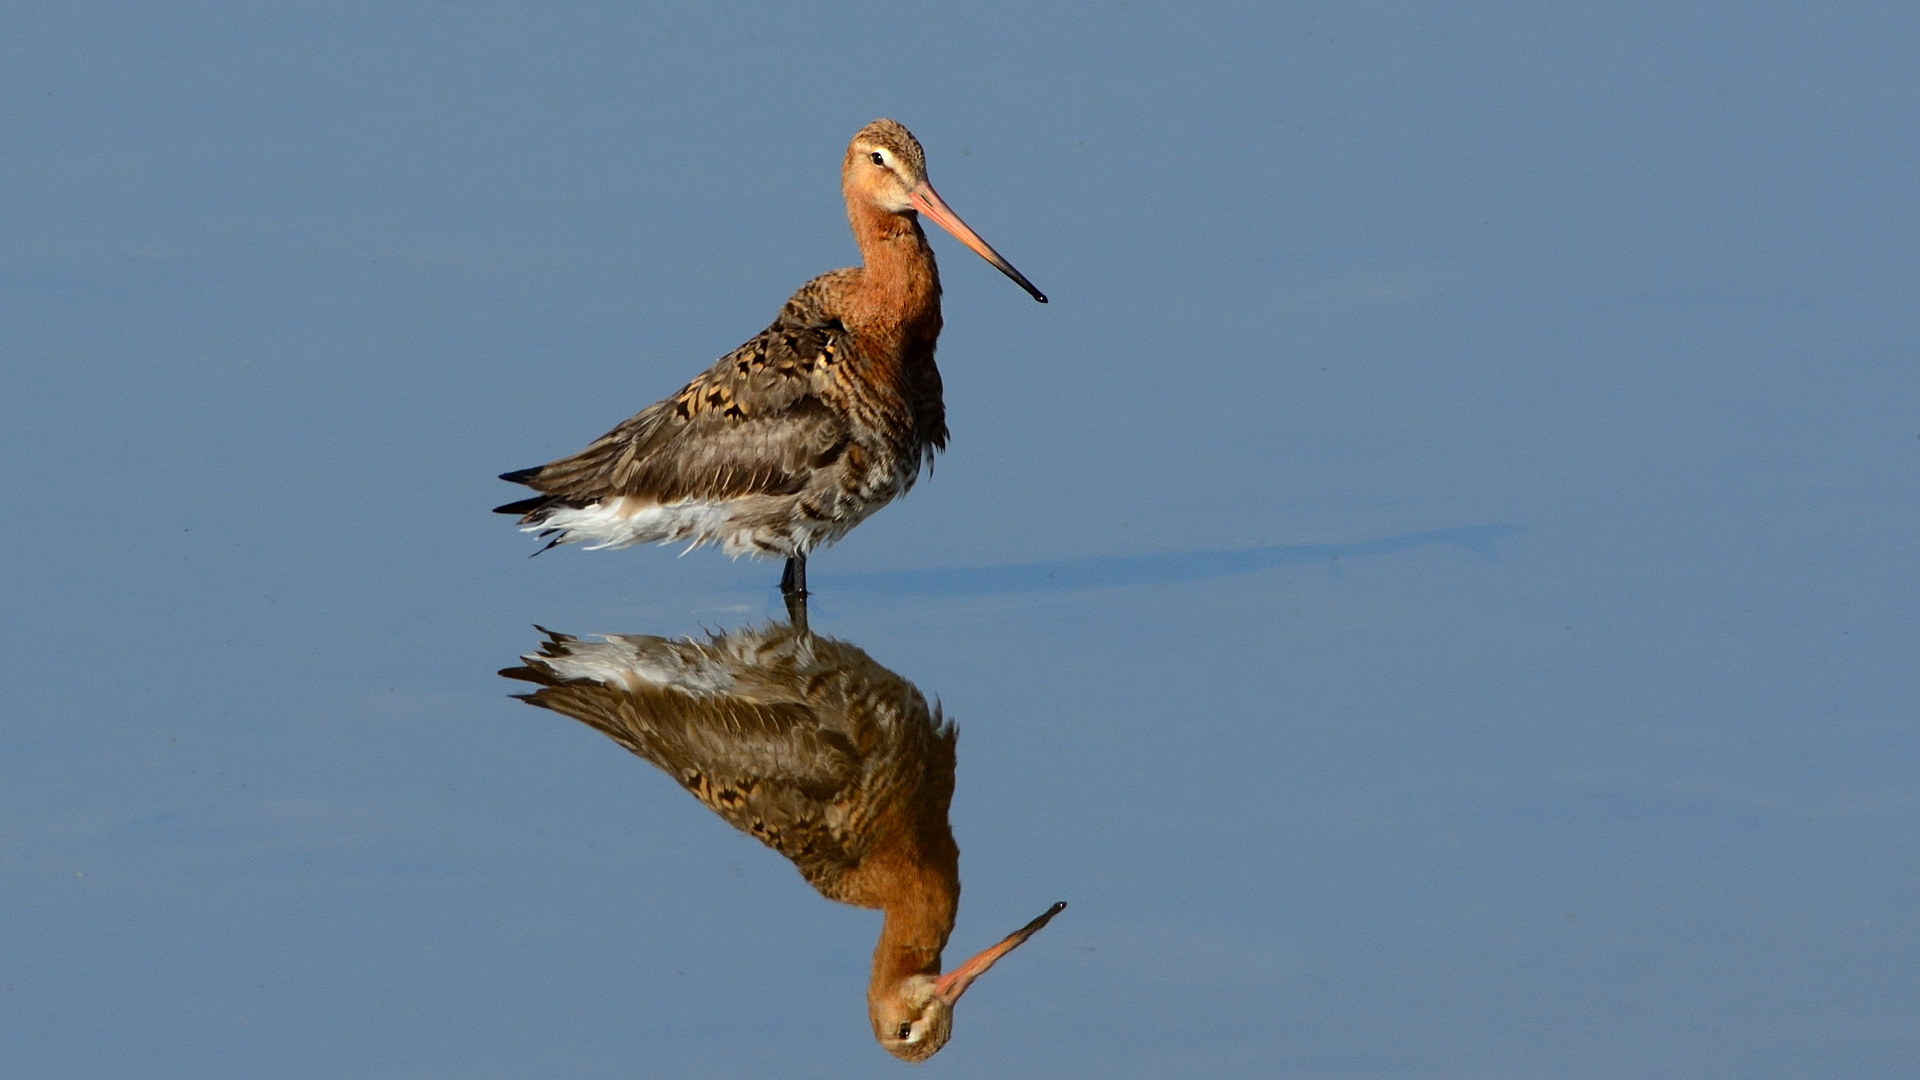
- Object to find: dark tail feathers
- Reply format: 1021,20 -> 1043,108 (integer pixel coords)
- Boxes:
496,465 -> 554,516
494,495 -> 551,516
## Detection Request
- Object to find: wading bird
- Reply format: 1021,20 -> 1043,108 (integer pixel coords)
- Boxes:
495,119 -> 1046,600
502,620 -> 1063,1062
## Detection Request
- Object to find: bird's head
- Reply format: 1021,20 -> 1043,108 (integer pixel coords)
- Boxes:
870,974 -> 954,1063
843,118 -> 1047,303
845,118 -> 930,215
868,901 -> 1065,1063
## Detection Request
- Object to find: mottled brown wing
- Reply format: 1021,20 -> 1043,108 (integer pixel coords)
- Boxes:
507,279 -> 858,505
502,637 -> 870,889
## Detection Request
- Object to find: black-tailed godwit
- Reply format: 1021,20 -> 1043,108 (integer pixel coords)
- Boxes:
495,120 -> 1045,598
502,620 -> 1063,1061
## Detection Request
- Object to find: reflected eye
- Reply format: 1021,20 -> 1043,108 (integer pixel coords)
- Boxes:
895,1022 -> 913,1039
869,151 -> 886,166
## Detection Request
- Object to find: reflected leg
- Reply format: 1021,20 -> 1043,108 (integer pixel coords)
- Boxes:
783,589 -> 809,635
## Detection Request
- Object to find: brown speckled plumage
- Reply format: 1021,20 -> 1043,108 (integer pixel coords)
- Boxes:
504,622 -> 957,907
495,120 -> 1043,593
502,620 -> 1062,1062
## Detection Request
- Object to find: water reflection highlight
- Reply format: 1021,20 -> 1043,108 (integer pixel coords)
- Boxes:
822,524 -> 1525,596
502,619 -> 1063,1062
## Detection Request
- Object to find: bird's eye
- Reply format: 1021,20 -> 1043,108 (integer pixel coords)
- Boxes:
869,151 -> 886,166
895,1023 -> 913,1039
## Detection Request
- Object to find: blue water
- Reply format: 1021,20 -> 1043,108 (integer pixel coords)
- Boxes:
5,3 -> 1915,1077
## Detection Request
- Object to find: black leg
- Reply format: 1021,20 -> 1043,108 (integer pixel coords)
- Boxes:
780,554 -> 808,599
780,555 -> 810,635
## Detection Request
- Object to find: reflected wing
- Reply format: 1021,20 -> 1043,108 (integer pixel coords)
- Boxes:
498,276 -> 860,510
502,628 -> 869,887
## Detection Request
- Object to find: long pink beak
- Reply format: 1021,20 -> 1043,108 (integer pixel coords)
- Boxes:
934,901 -> 1066,1005
909,183 -> 1048,303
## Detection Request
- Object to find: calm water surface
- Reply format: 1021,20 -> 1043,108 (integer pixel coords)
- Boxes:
5,4 -> 1915,1077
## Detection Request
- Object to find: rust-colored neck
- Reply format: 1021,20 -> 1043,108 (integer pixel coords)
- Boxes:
861,837 -> 960,1008
869,890 -> 955,987
843,198 -> 943,346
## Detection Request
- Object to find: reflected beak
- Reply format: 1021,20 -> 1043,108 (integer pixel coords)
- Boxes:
934,901 -> 1066,1005
909,183 -> 1048,303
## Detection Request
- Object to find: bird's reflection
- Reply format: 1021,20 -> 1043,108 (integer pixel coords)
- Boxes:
501,617 -> 1062,1062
